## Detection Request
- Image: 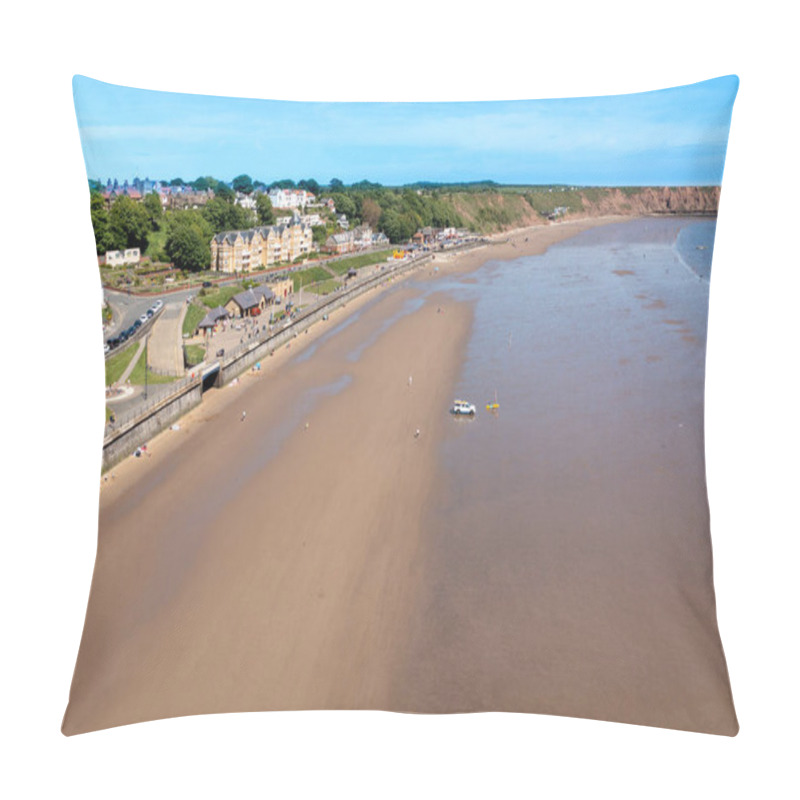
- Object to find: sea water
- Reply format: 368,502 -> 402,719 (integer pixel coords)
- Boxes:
397,217 -> 724,719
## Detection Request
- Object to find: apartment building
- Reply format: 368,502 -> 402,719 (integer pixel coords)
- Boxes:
210,220 -> 313,273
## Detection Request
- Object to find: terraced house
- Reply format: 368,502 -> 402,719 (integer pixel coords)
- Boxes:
210,220 -> 313,273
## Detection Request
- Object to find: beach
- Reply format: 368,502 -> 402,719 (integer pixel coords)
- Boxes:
63,215 -> 737,735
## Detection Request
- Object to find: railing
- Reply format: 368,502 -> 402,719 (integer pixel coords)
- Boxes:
104,239 -> 484,439
104,371 -> 199,438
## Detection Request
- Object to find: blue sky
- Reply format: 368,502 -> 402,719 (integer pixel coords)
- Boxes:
73,75 -> 738,186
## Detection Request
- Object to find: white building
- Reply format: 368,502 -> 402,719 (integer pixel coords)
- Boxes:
235,192 -> 258,211
104,248 -> 141,267
267,188 -> 315,209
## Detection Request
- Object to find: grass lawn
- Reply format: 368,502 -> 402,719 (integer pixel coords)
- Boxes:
128,349 -> 177,385
292,266 -> 332,291
104,343 -> 139,386
145,227 -> 168,261
309,277 -> 341,295
326,249 -> 394,275
183,302 -> 207,335
184,344 -> 206,367
200,284 -> 242,308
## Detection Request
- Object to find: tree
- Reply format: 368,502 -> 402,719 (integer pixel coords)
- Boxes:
256,193 -> 275,225
202,197 -> 255,234
378,209 -> 417,243
166,224 -> 211,272
329,178 -> 344,190
330,192 -> 356,219
232,174 -> 254,195
298,178 -> 320,195
142,192 -> 163,230
169,177 -> 185,187
214,183 -> 234,201
270,178 -> 296,189
312,226 -> 329,247
361,197 -> 382,229
165,211 -> 213,272
90,192 -> 115,255
191,176 -> 210,191
108,195 -> 150,251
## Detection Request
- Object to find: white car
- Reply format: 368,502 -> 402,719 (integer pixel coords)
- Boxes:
153,299 -> 163,310
139,314 -> 148,324
451,399 -> 476,416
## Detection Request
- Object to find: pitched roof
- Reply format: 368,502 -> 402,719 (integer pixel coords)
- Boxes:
198,306 -> 230,328
229,287 -> 272,310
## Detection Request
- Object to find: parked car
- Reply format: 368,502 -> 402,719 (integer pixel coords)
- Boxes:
202,281 -> 212,288
146,309 -> 154,318
103,343 -> 110,354
153,299 -> 163,310
139,314 -> 148,324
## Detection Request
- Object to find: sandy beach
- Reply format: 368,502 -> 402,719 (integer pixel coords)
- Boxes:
65,214 -> 730,735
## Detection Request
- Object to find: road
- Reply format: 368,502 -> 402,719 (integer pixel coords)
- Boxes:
101,247 -> 399,345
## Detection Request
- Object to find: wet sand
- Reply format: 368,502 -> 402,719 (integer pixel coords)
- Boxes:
391,217 -> 738,735
63,215 -> 654,735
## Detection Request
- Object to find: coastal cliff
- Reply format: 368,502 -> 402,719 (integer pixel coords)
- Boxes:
578,186 -> 720,217
444,186 -> 720,233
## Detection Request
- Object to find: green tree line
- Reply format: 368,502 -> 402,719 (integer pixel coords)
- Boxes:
90,185 -> 278,271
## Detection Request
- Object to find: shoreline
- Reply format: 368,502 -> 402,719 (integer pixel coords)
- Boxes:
99,215 -> 627,502
66,213 -> 632,734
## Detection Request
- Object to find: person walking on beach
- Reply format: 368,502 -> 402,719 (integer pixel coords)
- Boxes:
408,374 -> 413,388
241,411 -> 247,422
414,428 -> 420,439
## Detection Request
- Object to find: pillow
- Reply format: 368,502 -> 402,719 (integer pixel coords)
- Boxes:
64,75 -> 739,736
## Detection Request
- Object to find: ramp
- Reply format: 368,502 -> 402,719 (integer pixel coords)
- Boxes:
148,302 -> 185,376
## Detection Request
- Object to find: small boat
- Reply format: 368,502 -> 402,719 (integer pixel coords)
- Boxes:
486,390 -> 499,412
451,399 -> 476,416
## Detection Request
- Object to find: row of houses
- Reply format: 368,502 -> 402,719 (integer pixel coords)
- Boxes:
325,225 -> 389,255
411,226 -> 461,246
99,182 -> 318,213
210,220 -> 314,273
